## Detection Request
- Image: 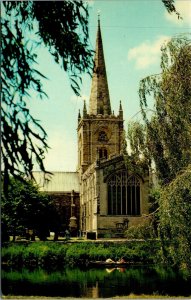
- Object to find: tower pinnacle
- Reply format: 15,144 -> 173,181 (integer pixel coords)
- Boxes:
89,18 -> 111,115
119,100 -> 123,118
83,100 -> 87,117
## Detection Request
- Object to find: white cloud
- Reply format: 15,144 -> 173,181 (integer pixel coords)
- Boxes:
165,0 -> 191,26
128,36 -> 170,69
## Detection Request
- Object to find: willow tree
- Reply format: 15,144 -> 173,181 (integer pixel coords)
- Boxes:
127,121 -> 147,160
159,165 -> 191,272
139,36 -> 191,184
139,36 -> 191,272
1,1 -> 93,186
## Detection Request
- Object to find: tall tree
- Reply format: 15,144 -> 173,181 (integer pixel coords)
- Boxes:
139,36 -> 191,184
1,178 -> 53,241
139,36 -> 191,273
1,1 -> 93,184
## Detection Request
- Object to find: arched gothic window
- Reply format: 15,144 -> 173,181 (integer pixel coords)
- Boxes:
107,171 -> 140,216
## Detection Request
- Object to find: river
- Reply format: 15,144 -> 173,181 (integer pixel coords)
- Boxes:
2,265 -> 191,298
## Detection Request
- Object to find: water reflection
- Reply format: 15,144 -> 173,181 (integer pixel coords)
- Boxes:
2,266 -> 191,298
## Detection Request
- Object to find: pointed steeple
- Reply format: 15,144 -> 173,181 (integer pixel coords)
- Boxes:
89,17 -> 111,116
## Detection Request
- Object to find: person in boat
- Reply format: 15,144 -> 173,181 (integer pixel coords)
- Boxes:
117,257 -> 126,264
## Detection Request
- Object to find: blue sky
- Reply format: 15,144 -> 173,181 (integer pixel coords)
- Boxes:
28,0 -> 191,172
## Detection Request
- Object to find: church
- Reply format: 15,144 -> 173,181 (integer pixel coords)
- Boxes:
34,19 -> 149,239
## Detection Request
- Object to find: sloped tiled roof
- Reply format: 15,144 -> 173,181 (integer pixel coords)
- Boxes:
33,171 -> 79,193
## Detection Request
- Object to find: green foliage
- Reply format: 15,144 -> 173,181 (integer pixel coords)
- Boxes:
1,1 -> 93,183
88,244 -> 111,261
127,121 -> 149,161
139,35 -> 191,274
159,165 -> 191,272
2,241 -> 160,268
2,244 -> 26,266
147,187 -> 161,236
65,243 -> 89,265
123,153 -> 149,179
2,2 -> 49,184
126,121 -> 151,178
30,1 -> 93,90
1,178 -> 54,241
149,188 -> 161,213
162,0 -> 181,18
2,242 -> 68,268
125,224 -> 155,240
139,36 -> 191,184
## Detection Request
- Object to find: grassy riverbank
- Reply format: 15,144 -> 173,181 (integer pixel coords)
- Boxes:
2,240 -> 161,268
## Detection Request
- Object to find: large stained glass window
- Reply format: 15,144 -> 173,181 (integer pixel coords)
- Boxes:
108,171 -> 140,215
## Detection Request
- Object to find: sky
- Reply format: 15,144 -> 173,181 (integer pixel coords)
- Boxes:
28,0 -> 191,172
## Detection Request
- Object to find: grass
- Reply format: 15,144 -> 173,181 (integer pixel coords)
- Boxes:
2,240 -> 160,268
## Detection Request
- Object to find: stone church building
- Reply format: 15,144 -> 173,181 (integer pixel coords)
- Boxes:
34,19 -> 149,238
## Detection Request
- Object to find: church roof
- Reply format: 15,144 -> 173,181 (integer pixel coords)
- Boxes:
33,171 -> 79,193
89,18 -> 111,116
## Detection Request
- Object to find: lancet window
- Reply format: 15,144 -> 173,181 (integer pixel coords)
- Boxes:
107,171 -> 141,216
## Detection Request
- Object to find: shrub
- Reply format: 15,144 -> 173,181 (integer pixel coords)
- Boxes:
65,244 -> 89,265
88,244 -> 111,261
2,240 -> 160,268
2,243 -> 26,266
125,224 -> 154,240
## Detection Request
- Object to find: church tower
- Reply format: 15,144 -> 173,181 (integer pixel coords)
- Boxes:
77,18 -> 124,175
34,18 -> 149,239
77,18 -> 149,237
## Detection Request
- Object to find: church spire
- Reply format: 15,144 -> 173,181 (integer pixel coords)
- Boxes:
89,17 -> 111,116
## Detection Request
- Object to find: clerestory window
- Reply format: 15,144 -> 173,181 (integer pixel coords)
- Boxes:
107,171 -> 141,216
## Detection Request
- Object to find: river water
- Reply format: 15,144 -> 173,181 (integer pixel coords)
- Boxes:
2,266 -> 191,298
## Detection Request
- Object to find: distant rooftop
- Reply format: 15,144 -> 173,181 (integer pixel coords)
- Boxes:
33,171 -> 79,193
